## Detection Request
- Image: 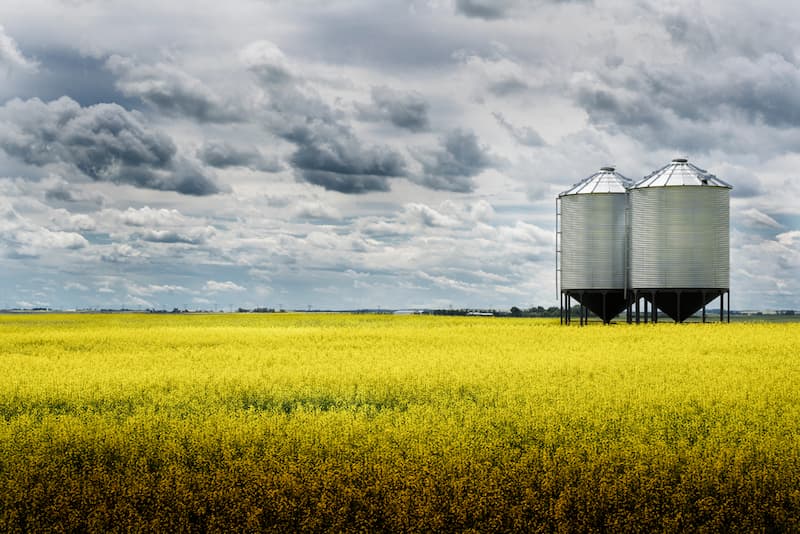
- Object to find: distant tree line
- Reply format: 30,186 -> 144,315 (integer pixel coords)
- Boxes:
428,306 -> 569,318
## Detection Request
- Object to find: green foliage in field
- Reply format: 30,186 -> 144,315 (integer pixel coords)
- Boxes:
1,314 -> 799,532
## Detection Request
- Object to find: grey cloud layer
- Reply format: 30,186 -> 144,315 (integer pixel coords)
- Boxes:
493,112 -> 546,147
358,86 -> 430,132
455,0 -> 516,20
0,24 -> 37,71
0,97 -> 224,195
0,0 -> 797,310
242,40 -> 410,194
412,129 -> 492,193
569,11 -> 800,156
289,130 -> 407,194
107,56 -> 243,123
198,141 -> 282,172
455,0 -> 590,20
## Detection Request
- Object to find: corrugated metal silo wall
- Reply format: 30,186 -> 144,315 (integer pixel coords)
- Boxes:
561,193 -> 628,290
630,187 -> 729,289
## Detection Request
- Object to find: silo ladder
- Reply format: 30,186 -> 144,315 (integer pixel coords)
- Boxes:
555,197 -> 561,300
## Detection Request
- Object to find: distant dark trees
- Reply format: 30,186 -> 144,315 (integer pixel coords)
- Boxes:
428,306 -> 562,318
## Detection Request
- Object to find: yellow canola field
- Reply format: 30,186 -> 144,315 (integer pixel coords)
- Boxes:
0,313 -> 799,532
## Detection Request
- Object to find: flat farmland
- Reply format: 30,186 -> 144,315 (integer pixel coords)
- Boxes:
1,313 -> 798,532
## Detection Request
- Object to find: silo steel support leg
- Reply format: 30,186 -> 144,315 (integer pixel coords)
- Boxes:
566,294 -> 571,325
720,291 -> 724,323
630,294 -> 634,324
625,296 -> 629,323
727,291 -> 730,323
644,299 -> 648,324
702,291 -> 706,323
583,293 -> 587,326
635,295 -> 640,324
653,292 -> 658,324
627,294 -> 631,324
602,292 -> 607,325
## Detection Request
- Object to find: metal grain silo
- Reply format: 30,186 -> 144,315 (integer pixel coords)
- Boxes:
629,158 -> 732,322
557,167 -> 632,324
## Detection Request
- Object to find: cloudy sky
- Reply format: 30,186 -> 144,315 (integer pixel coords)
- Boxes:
0,0 -> 798,311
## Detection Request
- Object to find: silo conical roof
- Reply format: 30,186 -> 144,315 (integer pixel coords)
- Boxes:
559,167 -> 632,196
632,158 -> 732,189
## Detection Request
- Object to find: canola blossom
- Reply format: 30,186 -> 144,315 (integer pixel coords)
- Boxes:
0,313 -> 798,532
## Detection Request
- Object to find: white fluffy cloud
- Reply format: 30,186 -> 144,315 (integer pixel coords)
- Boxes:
203,280 -> 246,293
0,25 -> 37,71
0,198 -> 88,258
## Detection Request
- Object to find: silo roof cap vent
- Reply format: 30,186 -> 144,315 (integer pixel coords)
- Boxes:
559,166 -> 632,196
672,158 -> 688,163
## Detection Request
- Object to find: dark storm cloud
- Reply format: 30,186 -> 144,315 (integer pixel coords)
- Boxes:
357,86 -> 430,132
243,41 -> 407,193
0,96 -> 172,167
44,182 -> 75,203
289,125 -> 406,194
107,56 -> 243,123
137,228 -> 212,245
455,0 -> 590,20
455,0 -> 514,20
488,77 -> 530,96
298,171 -> 390,194
0,96 -> 224,195
197,141 -> 282,172
285,120 -> 407,195
412,129 -> 492,193
493,112 -> 546,147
